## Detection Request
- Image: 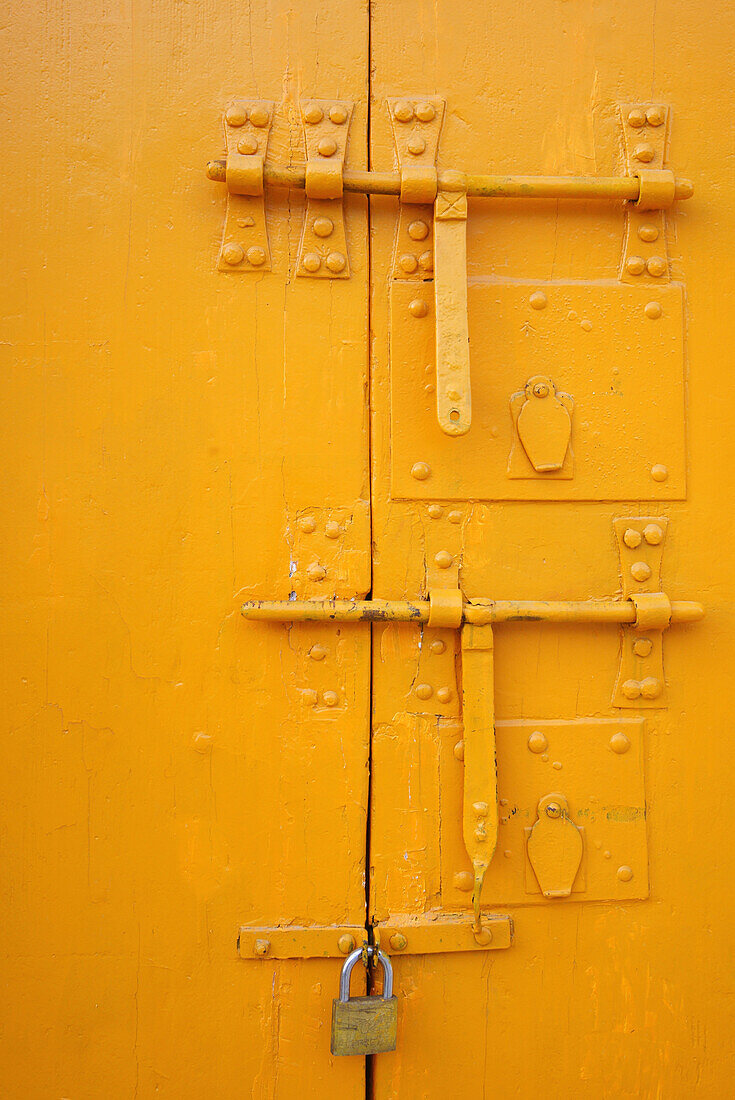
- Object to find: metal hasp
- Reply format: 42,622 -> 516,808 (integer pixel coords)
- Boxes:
241,550 -> 703,932
331,948 -> 398,1057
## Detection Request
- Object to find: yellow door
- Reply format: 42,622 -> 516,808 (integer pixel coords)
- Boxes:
3,0 -> 735,1097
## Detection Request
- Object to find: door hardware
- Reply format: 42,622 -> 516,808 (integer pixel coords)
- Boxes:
331,947 -> 398,1057
241,580 -> 703,933
526,793 -> 584,898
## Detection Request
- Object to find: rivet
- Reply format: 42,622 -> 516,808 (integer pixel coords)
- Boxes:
473,801 -> 489,816
474,827 -> 487,842
527,731 -> 548,754
533,382 -> 549,398
222,242 -> 245,266
326,252 -> 346,273
418,250 -> 433,272
448,510 -> 462,524
617,865 -> 634,882
610,732 -> 631,754
633,638 -> 653,658
313,216 -> 334,238
434,550 -> 453,569
424,382 -> 435,394
604,850 -> 612,860
338,934 -> 355,954
453,740 -> 465,762
302,252 -> 322,273
225,105 -> 248,127
631,561 -> 652,582
393,100 -> 414,122
303,104 -> 324,125
651,464 -> 669,482
430,638 -> 446,654
193,732 -> 213,753
399,253 -> 418,273
408,220 -> 429,241
409,298 -> 428,318
301,689 -> 318,707
249,106 -> 269,128
329,105 -> 348,125
545,802 -> 561,818
580,318 -> 593,332
318,136 -> 337,157
322,690 -> 339,707
646,106 -> 665,126
309,644 -> 327,661
529,291 -> 547,310
237,135 -> 259,154
415,102 -> 436,122
389,932 -> 408,951
411,461 -> 431,481
504,850 -> 512,859
298,515 -> 316,533
325,521 -> 341,539
437,686 -> 453,704
627,108 -> 646,128
626,255 -> 645,276
453,869 -> 473,891
307,563 -> 327,582
646,256 -> 667,277
247,246 -> 266,267
622,679 -> 642,700
638,224 -> 659,242
633,142 -> 655,163
254,938 -> 270,956
415,683 -> 433,700
552,761 -> 563,770
643,523 -> 663,545
427,504 -> 443,519
640,676 -> 662,699
407,134 -> 427,156
623,528 -> 642,549
644,301 -> 662,320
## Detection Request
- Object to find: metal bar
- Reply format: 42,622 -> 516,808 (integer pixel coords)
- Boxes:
241,598 -> 704,625
207,160 -> 694,202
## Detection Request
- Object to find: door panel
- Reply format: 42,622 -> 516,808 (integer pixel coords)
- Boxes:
369,1 -> 734,1097
0,3 -> 369,1097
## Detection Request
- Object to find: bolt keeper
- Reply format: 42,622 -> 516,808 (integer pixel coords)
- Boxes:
428,587 -> 463,628
400,165 -> 438,204
634,168 -> 676,210
306,160 -> 344,200
630,591 -> 672,631
225,153 -> 264,196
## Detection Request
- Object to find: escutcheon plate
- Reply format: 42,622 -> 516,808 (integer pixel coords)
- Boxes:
391,280 -> 685,501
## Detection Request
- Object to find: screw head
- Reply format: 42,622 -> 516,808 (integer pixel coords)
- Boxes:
318,136 -> 338,157
303,104 -> 324,125
226,105 -> 248,127
617,865 -> 634,882
338,934 -> 355,954
399,253 -> 418,273
313,216 -> 334,238
222,242 -> 245,266
389,932 -> 407,951
308,644 -> 327,661
545,803 -> 561,818
254,938 -> 270,956
533,382 -> 549,398
329,105 -> 348,125
249,106 -> 270,128
529,291 -> 548,310
430,639 -> 446,653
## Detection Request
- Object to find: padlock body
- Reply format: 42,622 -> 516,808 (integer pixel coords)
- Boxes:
330,995 -> 398,1056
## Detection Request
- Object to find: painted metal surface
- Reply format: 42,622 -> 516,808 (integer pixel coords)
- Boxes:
2,0 -> 735,1097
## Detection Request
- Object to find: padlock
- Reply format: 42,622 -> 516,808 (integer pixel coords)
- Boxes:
330,947 -> 398,1056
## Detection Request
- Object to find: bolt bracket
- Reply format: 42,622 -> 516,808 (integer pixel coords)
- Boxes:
297,99 -> 353,279
217,99 -> 274,272
619,103 -> 673,283
612,516 -> 670,708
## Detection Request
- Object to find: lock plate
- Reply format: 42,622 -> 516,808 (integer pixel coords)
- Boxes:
331,995 -> 398,1056
391,280 -> 685,501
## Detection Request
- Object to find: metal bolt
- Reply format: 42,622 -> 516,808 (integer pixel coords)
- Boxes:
638,223 -> 659,242
302,252 -> 321,273
646,256 -> 667,277
625,255 -> 645,276
249,106 -> 269,128
437,686 -> 453,704
393,100 -> 414,122
610,732 -> 631,754
308,644 -> 327,661
633,142 -> 655,163
415,102 -> 436,122
408,220 -> 429,241
527,731 -> 548,754
408,298 -> 428,318
617,865 -> 634,882
418,250 -> 433,272
545,803 -> 561,819
627,108 -> 646,128
303,104 -> 323,125
644,302 -> 662,320
222,242 -> 245,266
640,676 -> 662,699
313,216 -> 334,238
329,105 -> 348,125
430,639 -> 446,653
453,739 -> 465,761
643,523 -> 663,545
318,137 -> 337,157
473,801 -> 489,817
623,528 -> 642,549
247,246 -> 266,267
411,461 -> 431,481
415,683 -> 433,700
238,135 -> 258,154
254,939 -> 270,956
389,932 -> 407,951
322,690 -> 339,707
399,253 -> 418,273
622,679 -> 642,700
533,382 -> 549,398
646,106 -> 665,126
326,252 -> 346,273
631,561 -> 652,583
226,105 -> 248,127
529,291 -> 547,310
407,135 -> 427,156
651,464 -> 669,482
298,515 -> 316,533
434,551 -> 453,569
325,521 -> 341,539
633,638 -> 653,658
307,563 -> 327,582
338,934 -> 355,954
453,869 -> 472,890
427,504 -> 443,518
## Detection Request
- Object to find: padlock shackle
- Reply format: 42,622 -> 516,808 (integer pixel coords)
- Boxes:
339,947 -> 394,1002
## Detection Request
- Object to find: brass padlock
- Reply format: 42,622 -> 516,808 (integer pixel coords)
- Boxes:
330,947 -> 398,1056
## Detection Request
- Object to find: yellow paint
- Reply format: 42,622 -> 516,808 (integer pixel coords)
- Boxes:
2,0 -> 734,1096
